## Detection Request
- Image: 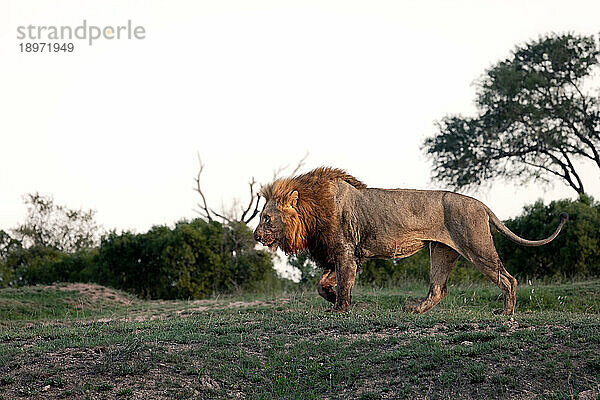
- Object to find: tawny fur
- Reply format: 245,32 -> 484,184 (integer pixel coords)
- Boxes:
254,167 -> 567,314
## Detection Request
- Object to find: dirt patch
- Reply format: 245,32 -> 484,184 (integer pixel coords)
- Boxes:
175,306 -> 211,314
312,320 -> 563,344
92,298 -> 291,323
96,314 -> 164,323
44,283 -> 135,305
226,300 -> 269,308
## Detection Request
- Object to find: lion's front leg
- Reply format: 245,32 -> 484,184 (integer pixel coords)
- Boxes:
316,269 -> 336,304
332,253 -> 358,312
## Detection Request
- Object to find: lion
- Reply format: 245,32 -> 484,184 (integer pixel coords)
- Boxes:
253,167 -> 567,314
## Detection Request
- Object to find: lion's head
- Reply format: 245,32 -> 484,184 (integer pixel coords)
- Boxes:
253,167 -> 366,258
254,184 -> 306,254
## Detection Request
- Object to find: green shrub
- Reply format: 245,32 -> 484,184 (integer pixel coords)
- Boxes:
1,219 -> 281,299
0,245 -> 100,287
98,219 -> 278,299
495,195 -> 600,278
288,252 -> 319,288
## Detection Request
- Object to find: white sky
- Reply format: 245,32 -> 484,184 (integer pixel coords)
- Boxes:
1,0 -> 600,238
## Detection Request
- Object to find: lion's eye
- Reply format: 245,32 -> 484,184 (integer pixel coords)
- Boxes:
264,215 -> 271,225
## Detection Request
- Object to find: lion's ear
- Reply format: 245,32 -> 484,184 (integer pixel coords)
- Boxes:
287,190 -> 299,209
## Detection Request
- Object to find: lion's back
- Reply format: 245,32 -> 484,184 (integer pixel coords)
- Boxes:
333,183 -> 489,244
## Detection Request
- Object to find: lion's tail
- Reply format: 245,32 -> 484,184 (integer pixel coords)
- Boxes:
486,208 -> 568,247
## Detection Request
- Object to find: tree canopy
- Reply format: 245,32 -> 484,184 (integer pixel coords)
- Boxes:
12,193 -> 100,252
424,33 -> 600,194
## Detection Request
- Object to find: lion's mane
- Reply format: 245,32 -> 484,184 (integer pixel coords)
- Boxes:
260,167 -> 366,264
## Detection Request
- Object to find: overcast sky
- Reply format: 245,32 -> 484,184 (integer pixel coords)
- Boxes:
2,0 -> 600,237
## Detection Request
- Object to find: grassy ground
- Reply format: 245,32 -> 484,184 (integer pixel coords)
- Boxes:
0,281 -> 599,399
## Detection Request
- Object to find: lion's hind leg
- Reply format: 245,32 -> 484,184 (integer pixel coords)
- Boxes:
405,242 -> 459,314
479,263 -> 517,315
458,235 -> 518,315
316,269 -> 337,304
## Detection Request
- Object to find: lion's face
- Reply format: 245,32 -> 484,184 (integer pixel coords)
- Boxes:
253,201 -> 287,251
253,190 -> 300,253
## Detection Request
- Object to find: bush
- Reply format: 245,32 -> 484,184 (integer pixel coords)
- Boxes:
288,252 -> 319,288
0,244 -> 100,287
495,195 -> 600,278
358,258 -> 420,287
0,230 -> 22,287
98,219 -> 279,299
1,219 -> 282,298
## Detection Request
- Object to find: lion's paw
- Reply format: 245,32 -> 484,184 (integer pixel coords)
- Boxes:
325,306 -> 348,313
404,302 -> 424,314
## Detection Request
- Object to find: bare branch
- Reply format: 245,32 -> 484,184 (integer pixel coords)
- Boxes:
193,154 -> 213,222
243,194 -> 262,224
289,152 -> 309,176
272,152 -> 309,181
240,177 -> 257,223
194,152 -> 309,225
272,164 -> 287,181
209,208 -> 232,224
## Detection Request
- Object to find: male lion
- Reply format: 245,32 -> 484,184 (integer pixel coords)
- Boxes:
253,167 -> 567,314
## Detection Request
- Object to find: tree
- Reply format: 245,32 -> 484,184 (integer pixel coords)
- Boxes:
423,33 -> 600,194
0,230 -> 22,260
12,193 -> 101,252
0,230 -> 22,286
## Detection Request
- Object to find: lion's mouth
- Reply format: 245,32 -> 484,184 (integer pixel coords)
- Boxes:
261,238 -> 278,251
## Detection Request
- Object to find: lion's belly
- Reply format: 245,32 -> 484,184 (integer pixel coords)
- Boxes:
361,235 -> 426,260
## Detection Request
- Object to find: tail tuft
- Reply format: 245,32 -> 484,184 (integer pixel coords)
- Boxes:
559,212 -> 569,221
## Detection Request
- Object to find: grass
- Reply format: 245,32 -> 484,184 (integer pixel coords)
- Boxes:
0,280 -> 599,399
0,283 -> 136,321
